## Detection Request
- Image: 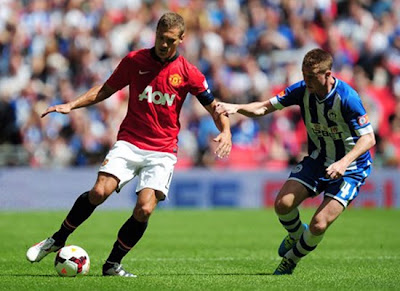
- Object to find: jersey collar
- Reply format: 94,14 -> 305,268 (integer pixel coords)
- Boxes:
150,47 -> 179,64
315,77 -> 338,103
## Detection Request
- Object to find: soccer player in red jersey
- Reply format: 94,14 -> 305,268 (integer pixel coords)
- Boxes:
26,12 -> 232,277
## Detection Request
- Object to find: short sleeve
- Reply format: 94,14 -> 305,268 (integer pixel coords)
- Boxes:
106,53 -> 135,91
342,95 -> 374,136
270,81 -> 305,110
187,64 -> 208,96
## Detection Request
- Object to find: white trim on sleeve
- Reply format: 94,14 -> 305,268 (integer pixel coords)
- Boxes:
270,97 -> 284,110
356,124 -> 374,136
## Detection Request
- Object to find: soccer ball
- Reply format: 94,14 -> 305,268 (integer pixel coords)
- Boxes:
54,245 -> 90,277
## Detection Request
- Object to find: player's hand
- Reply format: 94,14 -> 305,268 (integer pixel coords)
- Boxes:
41,103 -> 73,118
213,132 -> 232,158
216,102 -> 238,116
325,161 -> 347,180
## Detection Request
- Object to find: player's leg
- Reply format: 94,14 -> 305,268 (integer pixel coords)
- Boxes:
102,148 -> 176,277
275,197 -> 344,275
102,188 -> 163,277
276,166 -> 371,274
52,172 -> 119,244
275,180 -> 310,257
275,157 -> 326,258
26,173 -> 118,263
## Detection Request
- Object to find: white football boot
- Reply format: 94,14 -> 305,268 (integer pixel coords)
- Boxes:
102,262 -> 137,277
26,238 -> 63,263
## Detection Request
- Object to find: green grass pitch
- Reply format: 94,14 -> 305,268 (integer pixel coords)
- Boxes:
0,209 -> 399,290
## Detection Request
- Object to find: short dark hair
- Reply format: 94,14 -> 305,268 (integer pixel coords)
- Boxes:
157,12 -> 185,37
302,48 -> 333,73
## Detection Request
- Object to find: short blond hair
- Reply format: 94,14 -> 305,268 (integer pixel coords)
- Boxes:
157,12 -> 185,37
302,48 -> 333,73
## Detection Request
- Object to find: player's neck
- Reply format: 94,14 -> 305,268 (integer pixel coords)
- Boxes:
316,77 -> 335,100
150,47 -> 179,63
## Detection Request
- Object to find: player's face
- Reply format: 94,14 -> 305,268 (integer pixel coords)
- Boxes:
155,26 -> 183,62
302,65 -> 330,96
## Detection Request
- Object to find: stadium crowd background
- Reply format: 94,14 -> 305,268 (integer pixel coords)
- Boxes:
0,0 -> 399,170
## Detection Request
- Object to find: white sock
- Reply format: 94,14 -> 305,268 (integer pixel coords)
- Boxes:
277,208 -> 305,239
285,228 -> 325,263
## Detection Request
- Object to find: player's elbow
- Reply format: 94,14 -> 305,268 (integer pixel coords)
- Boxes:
256,107 -> 268,116
252,105 -> 270,117
370,133 -> 376,147
239,108 -> 264,117
367,132 -> 376,149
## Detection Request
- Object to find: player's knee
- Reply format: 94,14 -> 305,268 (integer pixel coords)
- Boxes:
133,204 -> 154,222
309,221 -> 328,235
88,187 -> 110,205
274,198 -> 292,215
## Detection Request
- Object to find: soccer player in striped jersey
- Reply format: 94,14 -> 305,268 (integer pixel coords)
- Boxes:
216,48 -> 375,275
26,12 -> 232,277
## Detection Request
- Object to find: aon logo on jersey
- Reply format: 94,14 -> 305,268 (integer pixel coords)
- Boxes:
139,85 -> 176,106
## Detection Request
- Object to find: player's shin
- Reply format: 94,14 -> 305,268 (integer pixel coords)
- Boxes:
285,228 -> 325,263
278,208 -> 305,239
52,191 -> 97,246
105,215 -> 148,265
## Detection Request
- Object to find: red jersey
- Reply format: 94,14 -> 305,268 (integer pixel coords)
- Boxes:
106,48 -> 209,154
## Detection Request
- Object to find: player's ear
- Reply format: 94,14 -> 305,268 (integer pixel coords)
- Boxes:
179,33 -> 185,42
325,70 -> 332,79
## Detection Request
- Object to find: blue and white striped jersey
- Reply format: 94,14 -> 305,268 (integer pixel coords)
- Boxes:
270,78 -> 373,170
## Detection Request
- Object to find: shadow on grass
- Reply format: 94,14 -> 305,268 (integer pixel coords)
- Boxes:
1,272 -> 274,277
139,272 -> 274,276
0,274 -> 60,277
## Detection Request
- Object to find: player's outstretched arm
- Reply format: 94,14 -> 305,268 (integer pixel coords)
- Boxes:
216,100 -> 276,117
41,83 -> 117,118
204,100 -> 232,158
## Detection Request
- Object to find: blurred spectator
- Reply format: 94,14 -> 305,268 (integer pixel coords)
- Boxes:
0,97 -> 21,144
0,0 -> 399,169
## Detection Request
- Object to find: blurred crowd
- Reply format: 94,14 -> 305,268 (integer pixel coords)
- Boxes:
0,0 -> 399,169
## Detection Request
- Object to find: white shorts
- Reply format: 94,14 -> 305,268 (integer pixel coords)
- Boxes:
99,140 -> 177,198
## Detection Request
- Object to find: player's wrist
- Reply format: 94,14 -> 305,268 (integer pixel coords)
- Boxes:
221,130 -> 231,137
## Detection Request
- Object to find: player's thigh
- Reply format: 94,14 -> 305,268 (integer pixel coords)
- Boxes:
275,180 -> 310,211
310,197 -> 344,234
99,140 -> 141,192
136,152 -> 177,199
325,165 -> 371,207
92,172 -> 119,195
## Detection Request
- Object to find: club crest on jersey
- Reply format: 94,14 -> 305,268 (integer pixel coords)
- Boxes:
169,74 -> 182,87
331,126 -> 339,133
357,114 -> 369,126
102,159 -> 109,166
327,109 -> 337,121
277,90 -> 285,98
292,164 -> 303,174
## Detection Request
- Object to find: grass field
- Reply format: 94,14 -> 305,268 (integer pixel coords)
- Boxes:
0,208 -> 399,290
